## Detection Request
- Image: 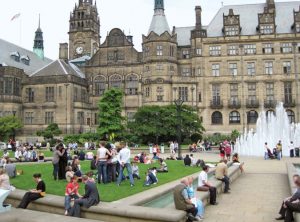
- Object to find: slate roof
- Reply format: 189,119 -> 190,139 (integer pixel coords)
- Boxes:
0,38 -> 52,75
174,1 -> 300,46
30,59 -> 85,79
69,55 -> 91,63
148,9 -> 171,35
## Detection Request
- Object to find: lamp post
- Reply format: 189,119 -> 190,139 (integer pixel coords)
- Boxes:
174,99 -> 184,159
64,83 -> 70,134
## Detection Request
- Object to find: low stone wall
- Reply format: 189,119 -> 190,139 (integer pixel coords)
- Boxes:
286,162 -> 300,222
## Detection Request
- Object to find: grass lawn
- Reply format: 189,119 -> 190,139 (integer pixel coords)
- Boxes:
10,160 -> 200,202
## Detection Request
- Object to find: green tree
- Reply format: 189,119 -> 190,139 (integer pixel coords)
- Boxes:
0,115 -> 23,141
128,105 -> 205,144
37,123 -> 62,140
231,129 -> 241,141
97,88 -> 124,139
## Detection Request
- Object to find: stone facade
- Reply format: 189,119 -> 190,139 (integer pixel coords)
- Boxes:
1,0 -> 300,138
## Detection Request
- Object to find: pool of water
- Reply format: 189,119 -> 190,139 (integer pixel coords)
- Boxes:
142,174 -> 213,208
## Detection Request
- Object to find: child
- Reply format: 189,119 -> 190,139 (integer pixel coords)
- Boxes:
65,166 -> 75,182
131,162 -> 140,180
64,176 -> 80,215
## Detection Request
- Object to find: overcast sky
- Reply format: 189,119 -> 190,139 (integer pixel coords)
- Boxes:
0,0 -> 298,59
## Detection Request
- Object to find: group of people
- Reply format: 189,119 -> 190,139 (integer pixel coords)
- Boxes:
219,140 -> 232,161
264,140 -> 283,160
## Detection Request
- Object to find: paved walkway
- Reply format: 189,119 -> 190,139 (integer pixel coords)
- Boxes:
202,156 -> 292,222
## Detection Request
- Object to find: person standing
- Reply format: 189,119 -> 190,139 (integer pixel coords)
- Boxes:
69,175 -> 100,218
58,145 -> 68,180
215,160 -> 230,193
52,144 -> 65,180
173,178 -> 198,222
197,165 -> 218,205
17,173 -> 46,209
96,141 -> 111,184
289,141 -> 295,158
277,140 -> 282,160
117,143 -> 134,187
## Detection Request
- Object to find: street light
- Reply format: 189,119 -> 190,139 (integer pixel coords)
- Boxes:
174,99 -> 184,159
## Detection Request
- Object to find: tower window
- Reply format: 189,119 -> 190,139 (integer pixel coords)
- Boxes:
156,46 -> 163,56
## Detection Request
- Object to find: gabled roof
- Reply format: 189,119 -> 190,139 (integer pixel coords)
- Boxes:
30,59 -> 85,79
0,38 -> 52,75
148,9 -> 171,36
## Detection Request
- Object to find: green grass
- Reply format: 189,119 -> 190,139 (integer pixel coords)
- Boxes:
10,160 -> 200,202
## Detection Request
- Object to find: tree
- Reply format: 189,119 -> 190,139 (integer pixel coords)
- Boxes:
0,115 -> 23,141
231,129 -> 241,141
37,123 -> 62,140
97,88 -> 124,139
127,105 -> 205,144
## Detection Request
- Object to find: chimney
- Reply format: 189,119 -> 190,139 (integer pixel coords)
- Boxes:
195,6 -> 202,30
59,43 -> 69,62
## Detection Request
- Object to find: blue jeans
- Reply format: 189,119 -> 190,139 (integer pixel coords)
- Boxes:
196,199 -> 204,217
117,163 -> 134,185
53,163 -> 59,180
277,151 -> 281,160
97,161 -> 107,183
65,194 -> 79,210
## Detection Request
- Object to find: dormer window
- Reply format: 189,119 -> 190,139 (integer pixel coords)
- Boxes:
21,55 -> 30,66
223,9 -> 241,37
258,7 -> 276,35
10,52 -> 20,62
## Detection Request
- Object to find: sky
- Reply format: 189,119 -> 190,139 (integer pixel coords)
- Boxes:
0,0 -> 299,60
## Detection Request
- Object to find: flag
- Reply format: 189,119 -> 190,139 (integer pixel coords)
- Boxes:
11,13 -> 21,21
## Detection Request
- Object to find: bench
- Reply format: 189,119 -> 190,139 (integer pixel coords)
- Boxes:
0,189 -> 11,213
286,163 -> 300,222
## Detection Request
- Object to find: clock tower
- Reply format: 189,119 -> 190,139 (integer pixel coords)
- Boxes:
69,0 -> 100,60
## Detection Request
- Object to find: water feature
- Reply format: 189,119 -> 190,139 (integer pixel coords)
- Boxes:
236,102 -> 300,156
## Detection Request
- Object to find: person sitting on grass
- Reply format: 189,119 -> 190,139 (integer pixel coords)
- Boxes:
65,176 -> 81,216
130,162 -> 140,180
157,158 -> 168,173
187,176 -> 204,221
72,157 -> 83,178
66,166 -> 75,182
69,175 -> 100,218
184,155 -> 192,167
144,168 -> 158,186
17,173 -> 46,209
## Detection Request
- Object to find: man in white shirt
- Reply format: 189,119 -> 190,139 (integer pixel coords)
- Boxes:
96,141 -> 111,184
289,141 -> 295,157
170,141 -> 175,155
117,143 -> 134,187
197,165 -> 218,205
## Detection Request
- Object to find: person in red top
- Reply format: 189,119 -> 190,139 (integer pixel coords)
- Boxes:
64,176 -> 81,215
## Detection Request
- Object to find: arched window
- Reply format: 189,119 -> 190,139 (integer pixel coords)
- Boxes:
229,111 -> 240,124
109,75 -> 122,88
212,111 -> 223,125
94,76 -> 106,96
266,110 -> 275,117
287,110 -> 295,123
247,110 -> 258,124
126,74 -> 138,95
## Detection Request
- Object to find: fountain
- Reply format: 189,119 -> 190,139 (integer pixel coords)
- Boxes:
236,102 -> 300,156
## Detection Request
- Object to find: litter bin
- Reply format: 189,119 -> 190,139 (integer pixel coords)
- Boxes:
295,148 -> 300,157
149,144 -> 153,154
160,143 -> 165,154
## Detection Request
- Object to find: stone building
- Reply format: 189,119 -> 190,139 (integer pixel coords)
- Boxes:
1,0 -> 300,139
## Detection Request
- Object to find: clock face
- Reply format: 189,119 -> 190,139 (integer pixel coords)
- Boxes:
76,46 -> 84,55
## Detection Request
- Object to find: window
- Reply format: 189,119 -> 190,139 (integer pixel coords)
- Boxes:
25,88 -> 35,103
94,76 -> 106,96
229,111 -> 240,124
58,86 -> 62,97
156,45 -> 163,56
45,112 -> 54,124
224,26 -> 239,36
195,48 -> 202,56
247,62 -> 256,76
230,84 -> 238,103
109,75 -> 122,88
25,112 -> 34,125
296,23 -> 300,33
209,46 -> 221,56
212,111 -> 223,124
265,62 -> 273,75
156,64 -> 164,71
81,89 -> 87,102
281,43 -> 292,53
247,110 -> 258,124
287,110 -> 295,123
45,87 -> 54,102
4,77 -> 13,95
196,68 -> 201,76
229,63 -> 238,76
77,112 -> 85,125
179,87 -> 188,102
228,45 -> 238,55
212,84 -> 221,104
182,50 -> 190,59
144,46 -> 150,57
283,62 -> 292,74
260,25 -> 274,34
182,68 -> 191,76
127,112 -> 135,122
126,74 -> 138,95
74,87 -> 78,101
266,83 -> 274,101
212,64 -> 220,77
157,95 -> 163,102
248,83 -> 256,101
145,87 -> 150,97
0,78 -> 3,94
156,86 -> 164,102
244,44 -> 256,54
284,82 -> 293,104
94,113 -> 98,125
169,46 -> 174,57
263,43 -> 274,54
13,78 -> 20,96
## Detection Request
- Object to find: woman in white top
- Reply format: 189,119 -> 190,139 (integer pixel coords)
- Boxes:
0,168 -> 13,190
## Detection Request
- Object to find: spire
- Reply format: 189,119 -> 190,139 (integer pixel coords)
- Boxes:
33,14 -> 44,60
148,0 -> 170,35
